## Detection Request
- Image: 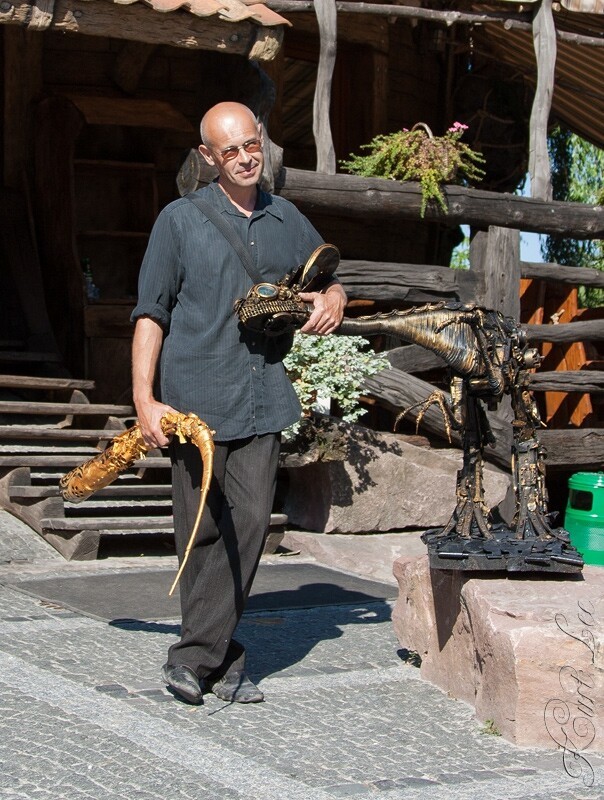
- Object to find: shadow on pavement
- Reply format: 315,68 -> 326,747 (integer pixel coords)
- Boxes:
109,583 -> 395,682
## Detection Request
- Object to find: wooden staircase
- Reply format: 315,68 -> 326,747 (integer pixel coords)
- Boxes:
0,374 -> 287,560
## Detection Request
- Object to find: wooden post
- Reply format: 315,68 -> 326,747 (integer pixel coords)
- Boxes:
313,0 -> 337,173
528,0 -> 556,201
34,96 -> 86,376
370,49 -> 388,137
470,226 -> 521,423
3,28 -> 43,189
470,227 -> 521,320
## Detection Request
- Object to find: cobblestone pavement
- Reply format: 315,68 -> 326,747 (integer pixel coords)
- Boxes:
0,511 -> 602,800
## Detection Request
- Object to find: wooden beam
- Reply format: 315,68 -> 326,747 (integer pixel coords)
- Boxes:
384,352 -> 604,395
387,345 -> 447,374
538,428 -> 604,469
470,227 -> 521,319
0,455 -> 165,467
523,319 -> 604,343
529,371 -> 604,393
271,0 -> 530,26
313,0 -> 337,174
0,426 -> 118,440
363,367 -> 604,469
362,367 -> 512,467
270,1 -> 604,48
0,375 -> 94,391
2,0 -> 284,61
528,0 -> 556,201
0,401 -> 133,415
521,261 -> 604,289
177,155 -> 604,237
337,259 -> 476,302
469,227 -> 520,421
274,168 -> 604,237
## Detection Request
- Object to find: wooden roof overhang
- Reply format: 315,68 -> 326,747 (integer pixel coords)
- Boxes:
267,0 -> 603,198
0,0 -> 291,60
466,2 -> 604,151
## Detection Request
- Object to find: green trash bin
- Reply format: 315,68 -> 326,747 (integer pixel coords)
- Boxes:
565,472 -> 604,566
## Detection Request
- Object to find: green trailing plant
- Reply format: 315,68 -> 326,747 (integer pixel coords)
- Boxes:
283,333 -> 389,441
479,719 -> 501,736
340,122 -> 486,217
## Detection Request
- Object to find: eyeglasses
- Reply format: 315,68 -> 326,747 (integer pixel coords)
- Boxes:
217,138 -> 262,162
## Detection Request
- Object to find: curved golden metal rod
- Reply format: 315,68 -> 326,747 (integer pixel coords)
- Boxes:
59,411 -> 215,596
162,413 -> 215,596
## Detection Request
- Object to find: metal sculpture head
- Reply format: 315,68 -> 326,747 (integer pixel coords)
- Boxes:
234,244 -> 340,336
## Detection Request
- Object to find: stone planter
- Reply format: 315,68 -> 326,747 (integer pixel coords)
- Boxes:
282,419 -> 511,533
392,555 -> 604,753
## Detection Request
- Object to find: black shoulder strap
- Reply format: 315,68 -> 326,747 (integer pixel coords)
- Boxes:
185,194 -> 264,285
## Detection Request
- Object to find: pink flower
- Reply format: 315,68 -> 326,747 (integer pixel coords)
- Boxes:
447,121 -> 468,133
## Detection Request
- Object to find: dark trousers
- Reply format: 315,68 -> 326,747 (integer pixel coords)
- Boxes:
167,432 -> 281,679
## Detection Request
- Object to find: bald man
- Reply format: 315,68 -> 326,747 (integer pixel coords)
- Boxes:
131,102 -> 346,705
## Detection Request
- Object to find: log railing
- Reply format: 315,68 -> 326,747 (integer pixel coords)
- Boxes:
335,222 -> 604,471
275,168 -> 604,238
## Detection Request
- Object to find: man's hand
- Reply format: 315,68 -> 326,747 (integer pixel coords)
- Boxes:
135,398 -> 177,449
299,282 -> 347,335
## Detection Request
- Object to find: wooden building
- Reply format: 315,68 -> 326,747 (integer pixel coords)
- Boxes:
0,0 -> 603,556
2,0 -> 603,396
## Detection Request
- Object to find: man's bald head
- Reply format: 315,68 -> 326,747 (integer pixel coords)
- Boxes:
200,102 -> 258,148
198,102 -> 264,203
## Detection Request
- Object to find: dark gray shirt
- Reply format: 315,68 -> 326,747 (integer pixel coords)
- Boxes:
131,182 -> 324,440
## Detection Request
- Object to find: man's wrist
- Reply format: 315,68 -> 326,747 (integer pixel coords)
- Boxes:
133,392 -> 155,408
323,282 -> 345,296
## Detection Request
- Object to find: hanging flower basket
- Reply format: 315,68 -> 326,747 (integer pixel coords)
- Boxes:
340,121 -> 485,217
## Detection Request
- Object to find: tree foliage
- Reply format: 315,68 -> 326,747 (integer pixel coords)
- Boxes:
542,127 -> 604,307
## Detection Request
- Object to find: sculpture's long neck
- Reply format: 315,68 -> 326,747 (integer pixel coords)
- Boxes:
337,309 -> 484,378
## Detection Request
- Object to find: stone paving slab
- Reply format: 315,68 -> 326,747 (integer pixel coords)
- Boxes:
0,510 -> 603,799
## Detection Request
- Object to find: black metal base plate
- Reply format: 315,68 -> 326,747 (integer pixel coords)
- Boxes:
421,527 -> 584,573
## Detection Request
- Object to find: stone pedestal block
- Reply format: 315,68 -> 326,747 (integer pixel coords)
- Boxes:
283,424 -> 510,532
392,556 -> 604,754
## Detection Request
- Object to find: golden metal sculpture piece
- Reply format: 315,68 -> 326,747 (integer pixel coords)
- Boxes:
59,412 -> 215,595
234,243 -> 340,335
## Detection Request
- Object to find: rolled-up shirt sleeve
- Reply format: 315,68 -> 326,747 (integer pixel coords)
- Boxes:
131,208 -> 181,330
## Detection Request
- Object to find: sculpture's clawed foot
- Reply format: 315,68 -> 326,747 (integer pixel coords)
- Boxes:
394,391 -> 459,442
